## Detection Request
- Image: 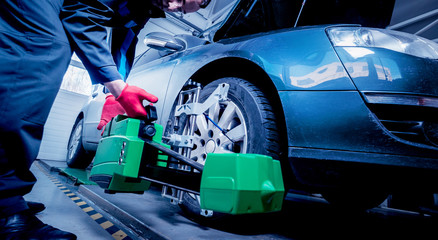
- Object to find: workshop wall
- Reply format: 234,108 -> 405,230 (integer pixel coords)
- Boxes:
37,54 -> 90,161
37,89 -> 88,161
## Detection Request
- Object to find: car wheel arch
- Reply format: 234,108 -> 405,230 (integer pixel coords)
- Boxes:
191,57 -> 281,111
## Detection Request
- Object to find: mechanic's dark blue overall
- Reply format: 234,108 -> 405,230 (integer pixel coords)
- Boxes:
0,0 -> 72,217
62,0 -> 163,82
0,0 -> 163,218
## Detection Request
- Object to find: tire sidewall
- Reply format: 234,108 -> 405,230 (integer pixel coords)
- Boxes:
66,117 -> 92,168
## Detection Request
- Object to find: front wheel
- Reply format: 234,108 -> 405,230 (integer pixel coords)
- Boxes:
170,77 -> 282,220
66,117 -> 93,169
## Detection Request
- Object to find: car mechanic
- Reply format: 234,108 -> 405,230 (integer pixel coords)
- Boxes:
0,0 -> 209,239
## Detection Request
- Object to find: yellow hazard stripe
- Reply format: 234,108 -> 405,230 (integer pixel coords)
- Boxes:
112,230 -> 128,240
35,162 -> 133,240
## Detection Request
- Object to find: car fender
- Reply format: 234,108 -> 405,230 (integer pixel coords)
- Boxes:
79,92 -> 106,151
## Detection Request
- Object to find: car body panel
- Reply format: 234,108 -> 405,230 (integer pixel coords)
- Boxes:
81,92 -> 105,150
280,90 -> 438,158
128,51 -> 178,124
217,27 -> 357,91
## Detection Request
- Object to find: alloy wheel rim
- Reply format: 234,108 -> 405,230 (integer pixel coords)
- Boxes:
190,100 -> 247,164
68,123 -> 82,159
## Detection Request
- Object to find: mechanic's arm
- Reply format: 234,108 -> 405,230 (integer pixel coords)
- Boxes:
62,0 -> 120,84
61,0 -> 157,120
104,80 -> 125,98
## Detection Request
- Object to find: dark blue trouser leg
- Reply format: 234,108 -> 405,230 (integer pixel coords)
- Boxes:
0,0 -> 71,218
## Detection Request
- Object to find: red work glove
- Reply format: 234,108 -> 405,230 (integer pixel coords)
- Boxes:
97,94 -> 126,130
116,84 -> 158,118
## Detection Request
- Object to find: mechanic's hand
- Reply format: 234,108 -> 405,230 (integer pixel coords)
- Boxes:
116,84 -> 158,118
97,94 -> 126,130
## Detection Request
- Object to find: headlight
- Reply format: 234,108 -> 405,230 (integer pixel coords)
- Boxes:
327,27 -> 438,59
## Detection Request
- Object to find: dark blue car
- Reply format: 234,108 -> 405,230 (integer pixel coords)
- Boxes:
67,0 -> 438,217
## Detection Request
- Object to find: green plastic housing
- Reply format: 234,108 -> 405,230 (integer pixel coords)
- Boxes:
90,115 -> 168,192
200,153 -> 285,215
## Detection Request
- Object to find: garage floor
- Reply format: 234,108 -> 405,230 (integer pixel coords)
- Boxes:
27,159 -> 438,240
26,161 -> 116,240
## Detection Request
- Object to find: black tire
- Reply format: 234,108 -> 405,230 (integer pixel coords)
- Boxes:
175,77 -> 281,220
66,117 -> 94,169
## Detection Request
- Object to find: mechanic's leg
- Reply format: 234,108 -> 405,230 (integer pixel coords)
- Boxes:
0,35 -> 75,239
0,1 -> 74,237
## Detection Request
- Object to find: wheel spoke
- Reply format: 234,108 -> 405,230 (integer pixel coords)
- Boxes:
190,146 -> 203,160
217,104 -> 236,129
225,124 -> 245,143
195,114 -> 208,137
75,125 -> 81,137
207,102 -> 220,129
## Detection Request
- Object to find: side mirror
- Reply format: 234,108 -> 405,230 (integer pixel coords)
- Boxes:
144,32 -> 185,52
91,84 -> 103,98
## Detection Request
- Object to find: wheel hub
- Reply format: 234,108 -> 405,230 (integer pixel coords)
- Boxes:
205,139 -> 216,153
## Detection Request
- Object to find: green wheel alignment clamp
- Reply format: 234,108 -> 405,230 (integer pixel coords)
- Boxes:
90,115 -> 168,193
201,153 -> 284,214
90,115 -> 285,214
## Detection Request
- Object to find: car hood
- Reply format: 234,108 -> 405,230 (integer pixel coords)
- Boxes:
212,0 -> 396,41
